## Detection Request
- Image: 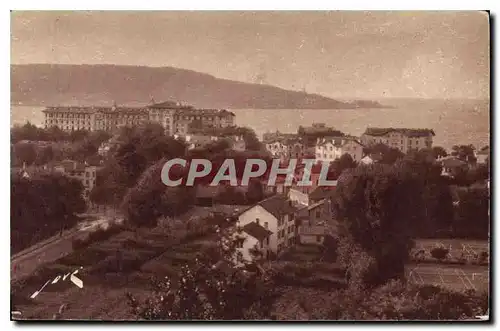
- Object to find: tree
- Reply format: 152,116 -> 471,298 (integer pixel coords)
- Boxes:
328,153 -> 357,179
451,145 -> 476,164
121,159 -> 195,227
11,172 -> 85,253
326,280 -> 489,320
466,163 -> 489,184
246,179 -> 264,204
13,142 -> 37,167
431,146 -> 448,159
365,143 -> 404,165
240,127 -> 262,151
34,145 -> 55,165
334,164 -> 424,288
453,186 -> 489,239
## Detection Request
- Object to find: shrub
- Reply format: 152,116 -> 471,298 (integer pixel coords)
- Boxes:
91,251 -> 144,274
478,251 -> 489,264
72,238 -> 89,251
57,248 -> 110,267
71,223 -> 125,251
87,224 -> 123,242
122,238 -> 154,251
430,247 -> 449,261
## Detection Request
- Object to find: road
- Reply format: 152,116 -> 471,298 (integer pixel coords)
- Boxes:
11,216 -> 119,282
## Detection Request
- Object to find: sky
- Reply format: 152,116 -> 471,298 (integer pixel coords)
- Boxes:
11,11 -> 490,99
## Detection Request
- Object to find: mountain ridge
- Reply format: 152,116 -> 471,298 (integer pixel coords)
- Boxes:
11,64 -> 388,110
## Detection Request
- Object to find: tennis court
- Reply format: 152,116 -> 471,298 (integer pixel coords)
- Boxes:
406,265 -> 489,292
413,239 -> 489,259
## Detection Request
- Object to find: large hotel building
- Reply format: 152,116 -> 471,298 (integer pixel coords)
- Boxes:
42,100 -> 235,135
360,127 -> 435,154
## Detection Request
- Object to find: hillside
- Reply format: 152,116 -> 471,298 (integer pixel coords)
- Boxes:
11,64 -> 387,109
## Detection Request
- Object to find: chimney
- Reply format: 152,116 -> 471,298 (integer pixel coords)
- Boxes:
112,101 -> 117,111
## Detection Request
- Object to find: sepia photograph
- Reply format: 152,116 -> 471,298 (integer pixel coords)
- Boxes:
10,10 -> 490,321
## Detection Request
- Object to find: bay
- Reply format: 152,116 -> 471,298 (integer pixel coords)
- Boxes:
10,98 -> 490,150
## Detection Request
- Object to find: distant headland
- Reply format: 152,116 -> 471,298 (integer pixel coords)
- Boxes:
11,64 -> 391,110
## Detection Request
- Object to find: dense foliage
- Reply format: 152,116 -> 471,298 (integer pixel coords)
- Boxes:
334,163 -> 424,288
11,123 -> 111,167
121,159 -> 195,227
325,280 -> 488,320
11,173 -> 86,253
90,123 -> 187,207
127,225 -> 279,320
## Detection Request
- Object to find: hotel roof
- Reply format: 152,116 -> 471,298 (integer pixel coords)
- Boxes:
363,127 -> 435,137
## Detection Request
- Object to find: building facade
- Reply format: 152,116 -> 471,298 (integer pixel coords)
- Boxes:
42,100 -> 235,135
52,160 -> 98,201
360,128 -> 435,154
237,195 -> 297,255
234,222 -> 273,263
264,137 -> 312,162
315,136 -> 364,163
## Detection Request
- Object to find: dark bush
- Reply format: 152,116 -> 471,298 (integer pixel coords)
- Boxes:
72,238 -> 89,251
430,247 -> 449,261
478,251 -> 489,264
91,251 -> 144,274
57,248 -> 110,267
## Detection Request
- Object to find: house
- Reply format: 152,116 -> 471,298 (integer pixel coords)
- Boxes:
235,221 -> 273,263
227,135 -> 246,152
52,160 -> 98,201
264,134 -> 311,162
288,183 -> 336,245
439,157 -> 468,177
476,146 -> 490,164
359,152 -> 383,165
237,194 -> 297,255
293,162 -> 323,194
178,134 -> 218,150
97,135 -> 122,158
361,127 -> 435,153
295,199 -> 335,245
195,185 -> 221,207
315,136 -> 364,163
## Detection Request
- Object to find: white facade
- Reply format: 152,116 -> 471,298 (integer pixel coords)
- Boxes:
235,230 -> 271,263
237,204 -> 295,254
315,138 -> 363,163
